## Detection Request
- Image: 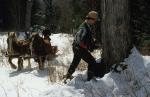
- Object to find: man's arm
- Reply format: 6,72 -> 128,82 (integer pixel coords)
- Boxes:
78,29 -> 88,49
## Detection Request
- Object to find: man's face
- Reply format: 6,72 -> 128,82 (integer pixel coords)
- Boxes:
88,18 -> 97,25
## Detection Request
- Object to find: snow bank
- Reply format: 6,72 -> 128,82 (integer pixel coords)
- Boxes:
68,47 -> 150,97
0,33 -> 150,97
0,33 -> 85,97
0,34 -> 7,51
49,34 -> 74,66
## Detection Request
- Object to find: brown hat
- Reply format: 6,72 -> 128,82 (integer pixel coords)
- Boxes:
86,11 -> 98,20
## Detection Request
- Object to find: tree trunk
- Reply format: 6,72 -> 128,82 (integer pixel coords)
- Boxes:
25,0 -> 33,31
101,0 -> 131,69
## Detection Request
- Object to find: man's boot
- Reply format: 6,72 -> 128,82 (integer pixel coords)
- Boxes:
87,71 -> 95,81
63,73 -> 73,79
63,73 -> 74,84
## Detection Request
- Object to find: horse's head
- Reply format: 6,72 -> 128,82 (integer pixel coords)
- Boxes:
8,32 -> 17,41
30,33 -> 41,42
30,33 -> 46,56
31,32 -> 39,38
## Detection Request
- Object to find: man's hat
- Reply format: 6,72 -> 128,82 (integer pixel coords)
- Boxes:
86,11 -> 98,20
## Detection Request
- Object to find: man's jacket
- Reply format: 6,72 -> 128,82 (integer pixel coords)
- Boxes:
74,22 -> 94,50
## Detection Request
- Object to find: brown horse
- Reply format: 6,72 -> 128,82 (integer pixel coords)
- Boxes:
7,32 -> 31,71
7,32 -> 57,71
31,33 -> 58,70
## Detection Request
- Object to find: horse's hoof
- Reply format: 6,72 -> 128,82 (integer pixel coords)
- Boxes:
11,64 -> 17,69
27,65 -> 31,69
17,68 -> 22,71
39,66 -> 44,70
39,68 -> 44,70
39,67 -> 44,70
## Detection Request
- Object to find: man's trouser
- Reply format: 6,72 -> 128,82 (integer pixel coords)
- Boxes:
67,45 -> 97,80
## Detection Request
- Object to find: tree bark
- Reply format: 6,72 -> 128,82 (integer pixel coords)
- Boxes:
101,0 -> 131,69
25,0 -> 33,31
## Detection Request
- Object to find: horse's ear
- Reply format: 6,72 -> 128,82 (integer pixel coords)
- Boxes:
9,32 -> 16,38
31,32 -> 38,37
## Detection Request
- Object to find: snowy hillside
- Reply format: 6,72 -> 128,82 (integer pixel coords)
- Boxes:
0,33 -> 150,97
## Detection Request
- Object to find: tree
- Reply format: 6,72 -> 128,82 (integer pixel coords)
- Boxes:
44,0 -> 60,33
0,0 -> 10,31
55,0 -> 73,33
25,0 -> 33,32
43,0 -> 53,27
0,0 -> 26,31
130,0 -> 150,55
31,0 -> 44,26
9,0 -> 26,31
101,0 -> 131,70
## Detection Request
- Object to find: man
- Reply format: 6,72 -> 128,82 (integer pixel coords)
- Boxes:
64,11 -> 99,82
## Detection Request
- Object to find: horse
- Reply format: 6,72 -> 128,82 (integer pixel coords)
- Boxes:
7,32 -> 31,71
31,33 -> 58,70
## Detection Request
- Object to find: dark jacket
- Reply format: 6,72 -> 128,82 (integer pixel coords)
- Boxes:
74,22 -> 94,51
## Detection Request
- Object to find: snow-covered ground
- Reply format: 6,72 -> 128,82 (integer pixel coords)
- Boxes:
0,33 -> 150,97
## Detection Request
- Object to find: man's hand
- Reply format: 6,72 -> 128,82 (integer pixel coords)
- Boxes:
88,43 -> 102,52
79,42 -> 87,49
94,43 -> 102,49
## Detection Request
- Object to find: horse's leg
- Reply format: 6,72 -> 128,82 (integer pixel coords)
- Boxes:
17,57 -> 23,71
38,57 -> 42,70
42,57 -> 45,69
27,58 -> 31,69
38,56 -> 44,70
20,58 -> 23,69
8,57 -> 17,69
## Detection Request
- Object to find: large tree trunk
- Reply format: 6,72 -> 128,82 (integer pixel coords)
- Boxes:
25,0 -> 33,31
130,0 -> 150,55
101,0 -> 131,70
10,0 -> 26,31
0,0 -> 26,31
25,0 -> 33,39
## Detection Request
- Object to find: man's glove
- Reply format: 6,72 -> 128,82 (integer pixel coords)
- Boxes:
88,47 -> 94,52
79,42 -> 87,49
88,43 -> 101,52
63,73 -> 74,84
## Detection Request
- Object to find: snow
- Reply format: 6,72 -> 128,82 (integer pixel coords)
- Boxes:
67,48 -> 150,97
0,33 -> 150,97
50,34 -> 74,66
